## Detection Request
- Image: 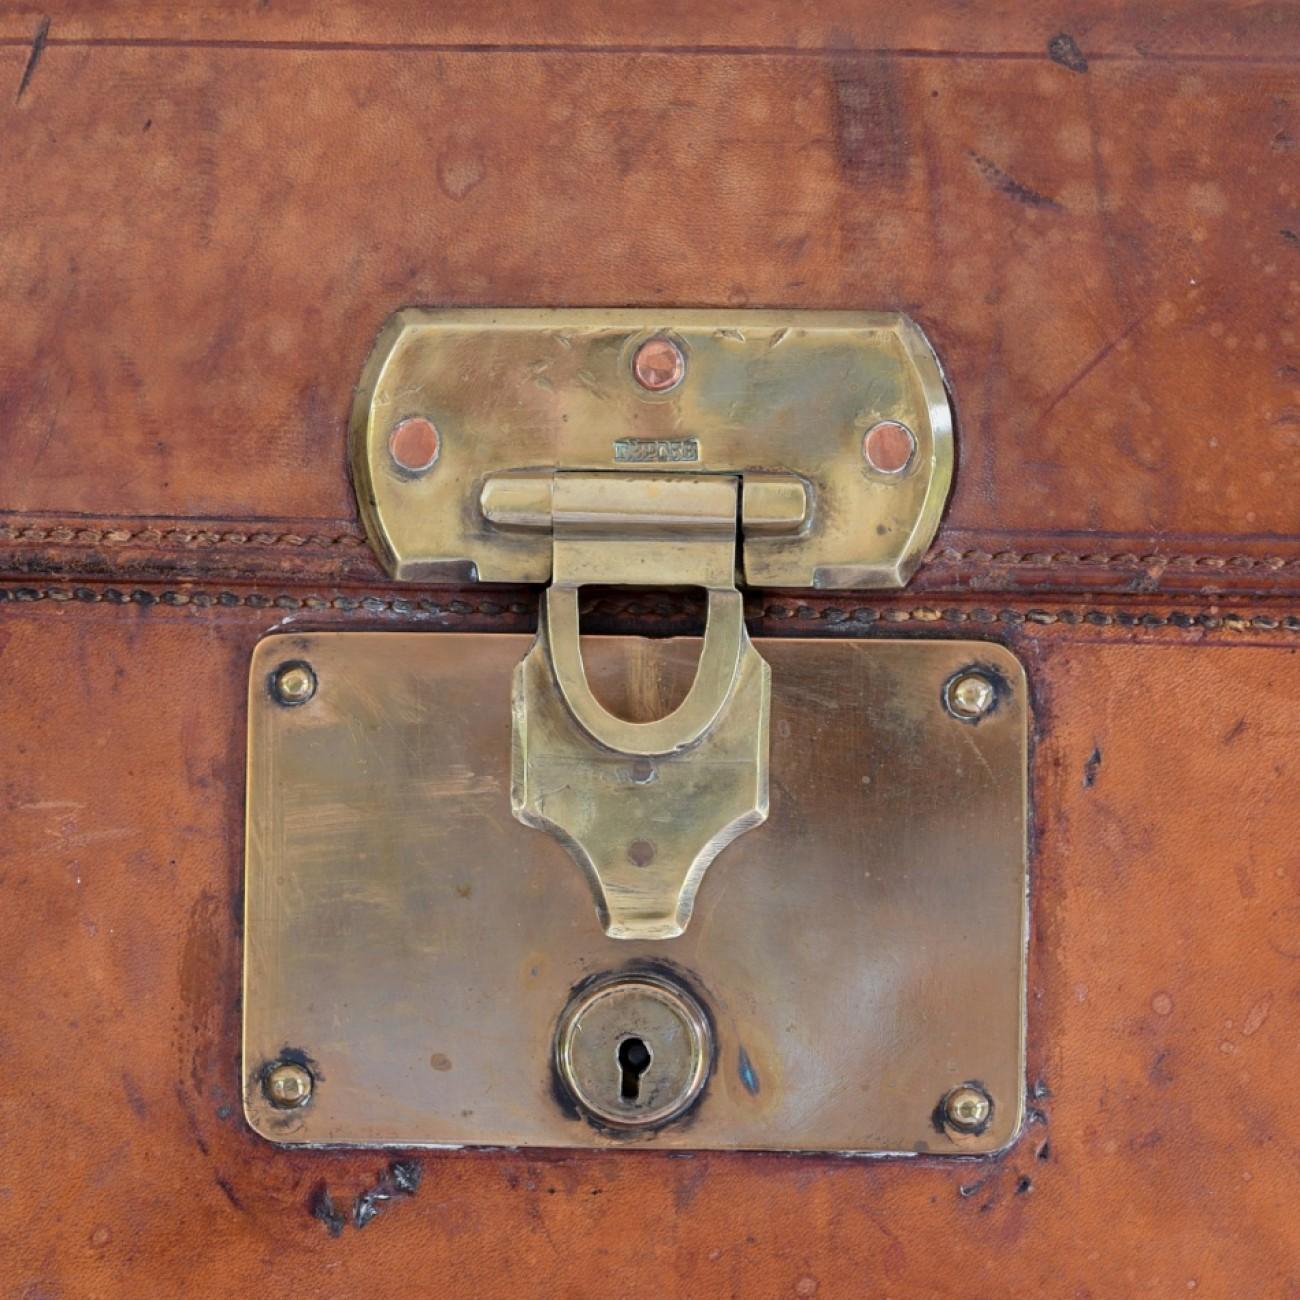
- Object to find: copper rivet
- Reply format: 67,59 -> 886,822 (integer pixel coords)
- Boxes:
945,671 -> 996,721
389,416 -> 441,474
862,420 -> 917,475
264,1061 -> 314,1109
942,1084 -> 992,1133
272,661 -> 316,707
632,337 -> 685,392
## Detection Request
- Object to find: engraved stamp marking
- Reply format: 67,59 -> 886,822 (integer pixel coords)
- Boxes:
613,437 -> 700,463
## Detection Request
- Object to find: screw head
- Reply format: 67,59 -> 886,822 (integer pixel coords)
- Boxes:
271,661 -> 316,707
943,1084 -> 992,1134
862,420 -> 917,475
945,670 -> 996,721
632,336 -> 685,392
388,416 -> 441,474
264,1061 -> 313,1109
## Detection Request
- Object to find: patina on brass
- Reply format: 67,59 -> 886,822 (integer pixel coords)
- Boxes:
243,632 -> 1028,1153
349,309 -> 955,940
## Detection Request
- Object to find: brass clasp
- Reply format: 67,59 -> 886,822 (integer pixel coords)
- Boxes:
482,471 -> 792,937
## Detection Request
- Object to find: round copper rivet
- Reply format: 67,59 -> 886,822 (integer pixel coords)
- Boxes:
389,417 -> 441,474
862,420 -> 917,475
632,337 -> 685,392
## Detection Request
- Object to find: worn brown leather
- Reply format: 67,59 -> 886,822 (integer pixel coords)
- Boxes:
3,4 -> 1300,596
2,1 -> 1299,1295
2,600 -> 1297,1296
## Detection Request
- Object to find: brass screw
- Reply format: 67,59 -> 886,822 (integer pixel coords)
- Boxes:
271,661 -> 316,707
632,336 -> 686,392
945,670 -> 996,721
264,1060 -> 313,1109
943,1084 -> 992,1133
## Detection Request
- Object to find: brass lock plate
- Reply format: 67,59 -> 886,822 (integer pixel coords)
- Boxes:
244,632 -> 1028,1154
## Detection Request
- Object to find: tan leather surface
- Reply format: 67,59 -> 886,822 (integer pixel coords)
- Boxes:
1,1 -> 1295,49
3,11 -> 1300,596
3,2 -> 1300,1293
1,597 -> 1297,1296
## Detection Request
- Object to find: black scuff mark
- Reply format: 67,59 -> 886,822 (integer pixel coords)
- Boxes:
1015,1175 -> 1033,1195
121,1072 -> 149,1120
1083,745 -> 1103,788
174,1082 -> 245,1213
1047,32 -> 1089,73
969,152 -> 1063,211
15,15 -> 49,103
737,1045 -> 760,1096
353,1160 -> 423,1229
310,1182 -> 346,1238
213,1174 -> 245,1212
309,1162 -> 424,1234
1282,229 -> 1300,250
1149,1049 -> 1175,1086
175,1083 -> 211,1158
1223,716 -> 1247,744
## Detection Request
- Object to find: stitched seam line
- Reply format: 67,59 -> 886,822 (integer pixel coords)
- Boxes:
3,584 -> 1298,633
0,524 -> 368,549
929,548 -> 1299,571
2,525 -> 1297,570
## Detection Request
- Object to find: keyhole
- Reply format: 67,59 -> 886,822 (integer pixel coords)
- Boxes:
617,1036 -> 652,1102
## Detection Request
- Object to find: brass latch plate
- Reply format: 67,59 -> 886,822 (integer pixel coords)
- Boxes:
244,632 -> 1028,1154
351,308 -> 953,589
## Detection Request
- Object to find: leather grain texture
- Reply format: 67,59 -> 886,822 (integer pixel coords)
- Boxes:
2,1 -> 1299,1295
2,3 -> 1299,595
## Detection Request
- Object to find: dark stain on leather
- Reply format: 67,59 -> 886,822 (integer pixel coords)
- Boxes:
310,1182 -> 346,1238
121,1071 -> 149,1121
830,55 -> 907,188
213,1174 -> 245,1212
179,890 -> 225,1032
968,152 -> 1064,211
14,15 -> 49,103
1047,32 -> 1089,73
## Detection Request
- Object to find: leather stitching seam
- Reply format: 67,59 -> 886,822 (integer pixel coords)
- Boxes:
3,584 -> 1299,633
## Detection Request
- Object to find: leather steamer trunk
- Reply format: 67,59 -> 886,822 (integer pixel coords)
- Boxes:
2,2 -> 1299,1296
